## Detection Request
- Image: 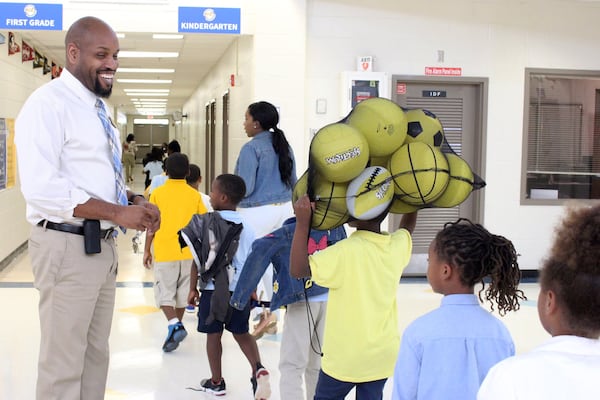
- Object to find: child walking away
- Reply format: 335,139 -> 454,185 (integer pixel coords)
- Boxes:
143,153 -> 207,352
478,204 -> 600,400
290,194 -> 417,399
181,174 -> 271,399
392,218 -> 525,400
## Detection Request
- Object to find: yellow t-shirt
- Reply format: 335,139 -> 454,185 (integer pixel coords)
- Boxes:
149,179 -> 208,262
309,228 -> 412,382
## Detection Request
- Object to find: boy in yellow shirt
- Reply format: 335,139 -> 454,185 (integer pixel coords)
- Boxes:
144,153 -> 208,352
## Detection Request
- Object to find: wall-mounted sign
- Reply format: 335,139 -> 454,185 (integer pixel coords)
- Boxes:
0,3 -> 62,30
424,67 -> 462,76
357,56 -> 373,72
178,7 -> 240,34
422,90 -> 447,98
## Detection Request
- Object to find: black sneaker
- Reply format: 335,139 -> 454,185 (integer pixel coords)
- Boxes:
162,322 -> 187,352
197,378 -> 226,396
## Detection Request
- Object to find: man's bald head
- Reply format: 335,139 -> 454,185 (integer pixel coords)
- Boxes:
64,16 -> 119,97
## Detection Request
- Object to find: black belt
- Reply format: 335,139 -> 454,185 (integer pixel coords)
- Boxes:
38,220 -> 115,239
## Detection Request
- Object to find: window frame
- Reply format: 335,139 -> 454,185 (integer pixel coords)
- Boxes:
521,67 -> 600,205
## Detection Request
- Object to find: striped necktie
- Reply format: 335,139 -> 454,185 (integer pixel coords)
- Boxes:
96,99 -> 128,207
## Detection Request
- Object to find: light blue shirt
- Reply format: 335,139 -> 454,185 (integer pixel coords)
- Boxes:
234,130 -> 297,207
392,294 -> 514,400
201,210 -> 255,292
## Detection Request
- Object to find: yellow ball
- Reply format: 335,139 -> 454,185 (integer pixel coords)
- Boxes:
389,142 -> 450,206
369,154 -> 391,168
389,195 -> 421,214
293,171 -> 350,229
346,166 -> 394,220
404,108 -> 445,147
346,98 -> 408,157
309,123 -> 369,183
432,153 -> 475,208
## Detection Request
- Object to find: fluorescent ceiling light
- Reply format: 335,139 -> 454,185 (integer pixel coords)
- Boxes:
126,93 -> 168,97
134,118 -> 170,124
119,51 -> 179,58
118,68 -> 175,73
124,88 -> 169,93
152,34 -> 184,40
116,33 -> 125,38
117,79 -> 172,84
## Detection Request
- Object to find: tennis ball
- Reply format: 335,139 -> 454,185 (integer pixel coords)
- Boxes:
346,98 -> 408,157
293,171 -> 350,229
346,166 -> 394,220
432,153 -> 475,208
309,123 -> 369,183
389,142 -> 450,206
404,108 -> 444,147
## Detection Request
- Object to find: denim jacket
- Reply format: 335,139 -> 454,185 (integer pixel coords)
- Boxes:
234,131 -> 297,207
230,218 -> 347,311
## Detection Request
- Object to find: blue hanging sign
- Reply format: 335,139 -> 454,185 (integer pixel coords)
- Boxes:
178,7 -> 240,34
0,3 -> 63,30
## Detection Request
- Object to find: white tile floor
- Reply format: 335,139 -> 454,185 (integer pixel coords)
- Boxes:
0,165 -> 550,400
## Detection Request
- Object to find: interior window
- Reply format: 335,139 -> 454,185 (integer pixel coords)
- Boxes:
522,69 -> 600,203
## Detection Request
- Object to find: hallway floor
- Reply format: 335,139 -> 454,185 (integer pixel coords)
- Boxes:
0,166 -> 549,399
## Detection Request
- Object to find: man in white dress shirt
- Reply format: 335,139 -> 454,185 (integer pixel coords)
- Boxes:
15,16 -> 160,400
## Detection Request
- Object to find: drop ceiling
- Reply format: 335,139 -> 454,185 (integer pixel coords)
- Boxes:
18,30 -> 237,116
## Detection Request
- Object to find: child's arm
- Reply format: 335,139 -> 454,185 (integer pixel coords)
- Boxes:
399,211 -> 418,234
290,194 -> 313,278
143,230 -> 155,269
187,261 -> 200,307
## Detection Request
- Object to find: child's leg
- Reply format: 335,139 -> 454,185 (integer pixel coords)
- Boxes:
355,378 -> 387,400
232,332 -> 261,372
228,301 -> 271,399
314,370 -> 354,400
206,332 -> 224,381
279,301 -> 314,400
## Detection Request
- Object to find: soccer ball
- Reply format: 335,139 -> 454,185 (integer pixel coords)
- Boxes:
404,108 -> 445,147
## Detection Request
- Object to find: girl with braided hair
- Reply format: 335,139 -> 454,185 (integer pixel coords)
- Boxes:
392,218 -> 525,400
478,204 -> 600,400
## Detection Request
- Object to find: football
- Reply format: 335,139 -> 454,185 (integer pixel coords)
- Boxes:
346,166 -> 394,220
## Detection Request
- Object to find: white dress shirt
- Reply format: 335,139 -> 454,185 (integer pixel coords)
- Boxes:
477,335 -> 600,400
15,69 -> 120,228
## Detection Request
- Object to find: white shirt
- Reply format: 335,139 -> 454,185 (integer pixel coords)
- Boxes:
478,335 -> 600,400
15,69 -> 120,228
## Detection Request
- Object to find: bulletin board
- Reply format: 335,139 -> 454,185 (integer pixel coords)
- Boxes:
0,118 -> 16,190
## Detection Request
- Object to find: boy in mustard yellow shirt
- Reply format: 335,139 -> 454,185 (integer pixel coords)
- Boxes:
144,153 -> 208,352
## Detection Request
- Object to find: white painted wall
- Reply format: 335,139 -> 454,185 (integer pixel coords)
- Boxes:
302,0 -> 600,269
3,0 -> 600,270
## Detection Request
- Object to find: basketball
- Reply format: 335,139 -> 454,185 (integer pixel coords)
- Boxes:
404,108 -> 445,147
346,166 -> 394,220
293,171 -> 350,229
309,123 -> 369,183
346,97 -> 408,157
389,142 -> 450,206
432,153 -> 475,208
389,195 -> 422,214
